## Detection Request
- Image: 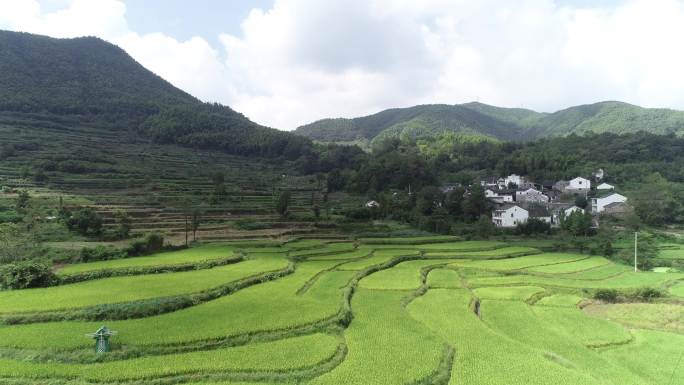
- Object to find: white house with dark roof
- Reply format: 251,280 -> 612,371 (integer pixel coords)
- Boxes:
591,193 -> 627,213
567,177 -> 591,191
492,205 -> 528,228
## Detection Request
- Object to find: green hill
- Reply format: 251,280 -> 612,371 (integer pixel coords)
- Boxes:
0,30 -> 311,158
0,30 -> 342,241
295,101 -> 684,144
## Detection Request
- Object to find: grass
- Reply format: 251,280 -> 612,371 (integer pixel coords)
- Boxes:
0,333 -> 340,381
531,306 -> 632,347
671,281 -> 684,297
583,303 -> 684,334
427,268 -> 462,288
358,235 -> 459,244
407,289 -> 601,385
424,246 -> 539,258
0,240 -> 681,385
526,256 -> 611,274
0,257 -> 288,314
0,260 -> 345,349
359,259 -> 450,290
56,244 -> 239,276
452,252 -> 586,271
469,271 -> 684,289
309,289 -> 444,385
473,286 -> 545,301
600,330 -> 684,385
482,300 -> 646,385
535,294 -> 583,307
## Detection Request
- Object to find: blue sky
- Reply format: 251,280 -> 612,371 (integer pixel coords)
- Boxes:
2,0 -> 684,130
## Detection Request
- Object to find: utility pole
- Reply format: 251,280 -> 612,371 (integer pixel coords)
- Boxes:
634,231 -> 638,272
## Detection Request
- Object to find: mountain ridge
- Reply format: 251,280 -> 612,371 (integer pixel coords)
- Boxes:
295,100 -> 684,144
0,29 -> 311,159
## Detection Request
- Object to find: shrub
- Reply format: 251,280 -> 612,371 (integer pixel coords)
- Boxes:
628,287 -> 664,301
592,288 -> 619,303
0,261 -> 56,289
125,233 -> 165,256
79,246 -> 127,262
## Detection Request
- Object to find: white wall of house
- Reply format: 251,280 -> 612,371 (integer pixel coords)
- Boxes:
568,177 -> 591,190
591,193 -> 627,213
504,174 -> 523,187
492,206 -> 529,228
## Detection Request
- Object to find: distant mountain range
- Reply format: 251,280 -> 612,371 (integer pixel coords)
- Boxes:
295,101 -> 684,145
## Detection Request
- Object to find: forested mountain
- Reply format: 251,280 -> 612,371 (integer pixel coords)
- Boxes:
0,30 -> 311,158
295,101 -> 684,144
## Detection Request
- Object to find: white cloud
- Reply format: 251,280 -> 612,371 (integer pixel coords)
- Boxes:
2,0 -> 684,130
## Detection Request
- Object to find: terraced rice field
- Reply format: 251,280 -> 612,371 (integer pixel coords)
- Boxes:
0,236 -> 681,385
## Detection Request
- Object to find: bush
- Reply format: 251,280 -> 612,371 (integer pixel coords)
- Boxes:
0,261 -> 56,289
343,208 -> 372,220
628,287 -> 664,301
125,233 -> 165,256
593,288 -> 618,303
515,218 -> 551,235
79,246 -> 127,262
233,219 -> 270,230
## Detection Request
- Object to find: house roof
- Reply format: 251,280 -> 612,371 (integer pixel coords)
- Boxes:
524,204 -> 551,217
604,201 -> 628,209
495,203 -> 527,212
597,182 -> 614,189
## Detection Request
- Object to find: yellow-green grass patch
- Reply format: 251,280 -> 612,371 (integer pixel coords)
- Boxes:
0,257 -> 288,314
359,259 -> 451,290
0,333 -> 340,381
0,261 -> 345,349
56,244 -> 238,276
473,286 -> 545,301
526,256 -> 611,274
583,303 -> 684,334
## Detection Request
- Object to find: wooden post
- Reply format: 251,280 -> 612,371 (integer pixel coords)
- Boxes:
634,231 -> 638,272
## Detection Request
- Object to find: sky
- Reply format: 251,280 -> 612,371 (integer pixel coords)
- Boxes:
1,0 -> 684,130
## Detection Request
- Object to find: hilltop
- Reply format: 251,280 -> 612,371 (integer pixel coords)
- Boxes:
0,30 -> 310,158
295,101 -> 684,144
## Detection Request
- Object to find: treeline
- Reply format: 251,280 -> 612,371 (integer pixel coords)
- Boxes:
322,132 -> 684,226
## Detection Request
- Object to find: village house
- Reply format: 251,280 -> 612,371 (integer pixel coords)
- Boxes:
492,204 -> 528,228
596,182 -> 614,190
591,193 -> 627,213
516,187 -> 550,203
602,201 -> 631,216
526,204 -> 552,224
566,176 -> 591,192
485,188 -> 514,203
504,174 -> 524,188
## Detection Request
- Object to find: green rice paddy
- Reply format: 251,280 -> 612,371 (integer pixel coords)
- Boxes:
0,237 -> 681,385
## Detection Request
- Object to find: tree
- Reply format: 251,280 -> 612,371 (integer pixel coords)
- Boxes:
444,187 -> 465,220
415,186 -> 444,216
462,185 -> 487,222
191,209 -> 201,241
15,190 -> 30,211
311,205 -> 321,221
210,172 -> 227,204
66,207 -> 103,236
114,210 -> 132,239
474,215 -> 495,238
561,211 -> 593,236
632,173 -> 679,225
275,190 -> 291,218
574,195 -> 588,209
0,260 -> 55,289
